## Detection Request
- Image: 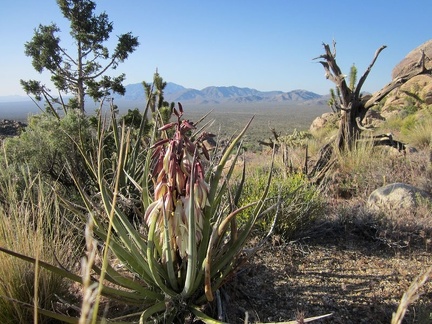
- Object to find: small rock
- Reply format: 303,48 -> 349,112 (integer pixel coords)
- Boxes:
367,182 -> 432,211
309,112 -> 338,134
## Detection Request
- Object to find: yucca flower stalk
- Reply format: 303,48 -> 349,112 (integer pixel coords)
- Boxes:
145,104 -> 210,262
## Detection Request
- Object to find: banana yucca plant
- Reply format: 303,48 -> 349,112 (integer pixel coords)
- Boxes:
0,103 -> 272,323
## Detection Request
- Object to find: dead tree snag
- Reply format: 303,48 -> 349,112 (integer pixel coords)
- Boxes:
310,42 -> 431,181
314,41 -> 387,151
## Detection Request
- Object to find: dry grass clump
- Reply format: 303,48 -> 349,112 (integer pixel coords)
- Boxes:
0,170 -> 79,323
405,118 -> 432,149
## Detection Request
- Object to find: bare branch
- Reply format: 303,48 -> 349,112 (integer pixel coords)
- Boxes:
85,57 -> 117,80
269,124 -> 280,142
332,39 -> 337,57
315,43 -> 351,109
355,45 -> 387,99
258,140 -> 278,149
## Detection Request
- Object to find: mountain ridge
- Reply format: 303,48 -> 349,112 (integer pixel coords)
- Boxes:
114,82 -> 325,105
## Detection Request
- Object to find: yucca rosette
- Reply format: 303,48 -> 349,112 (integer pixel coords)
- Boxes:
145,105 -> 211,261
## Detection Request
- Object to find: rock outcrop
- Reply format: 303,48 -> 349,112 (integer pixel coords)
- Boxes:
381,74 -> 432,116
381,40 -> 432,113
309,112 -> 339,134
392,39 -> 432,79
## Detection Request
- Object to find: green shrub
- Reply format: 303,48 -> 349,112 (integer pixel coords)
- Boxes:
2,110 -> 93,189
402,111 -> 432,148
239,167 -> 323,239
402,104 -> 420,115
120,108 -> 144,129
401,114 -> 418,135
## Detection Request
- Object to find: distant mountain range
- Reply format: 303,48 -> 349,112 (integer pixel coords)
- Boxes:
0,83 -> 328,107
113,82 -> 326,105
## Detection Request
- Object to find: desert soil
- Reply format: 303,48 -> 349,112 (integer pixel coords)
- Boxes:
221,219 -> 432,324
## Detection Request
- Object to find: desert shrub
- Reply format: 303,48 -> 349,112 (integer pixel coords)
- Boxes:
119,107 -> 155,135
382,114 -> 405,133
403,111 -> 432,148
2,110 -> 94,189
400,114 -> 418,135
239,166 -> 323,239
402,104 -> 420,115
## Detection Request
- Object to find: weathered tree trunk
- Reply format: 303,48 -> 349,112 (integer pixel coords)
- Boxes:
336,109 -> 356,151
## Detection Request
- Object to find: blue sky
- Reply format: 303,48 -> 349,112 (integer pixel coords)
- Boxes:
1,0 -> 431,97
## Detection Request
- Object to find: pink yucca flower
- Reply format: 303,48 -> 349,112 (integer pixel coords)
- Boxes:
145,107 -> 211,261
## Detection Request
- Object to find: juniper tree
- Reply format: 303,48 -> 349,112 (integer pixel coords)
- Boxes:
21,0 -> 139,114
